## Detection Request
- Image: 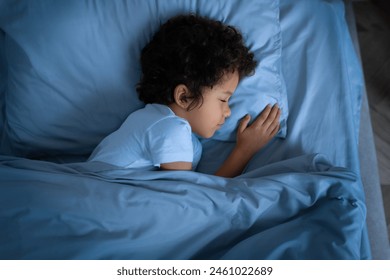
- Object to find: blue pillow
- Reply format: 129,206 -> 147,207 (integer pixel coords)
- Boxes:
0,0 -> 287,157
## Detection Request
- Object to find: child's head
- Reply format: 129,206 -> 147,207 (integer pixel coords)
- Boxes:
137,14 -> 257,111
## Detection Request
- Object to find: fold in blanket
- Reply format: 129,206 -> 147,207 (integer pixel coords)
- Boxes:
0,154 -> 365,259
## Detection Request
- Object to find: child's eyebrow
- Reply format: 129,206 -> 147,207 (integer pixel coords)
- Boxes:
223,91 -> 233,96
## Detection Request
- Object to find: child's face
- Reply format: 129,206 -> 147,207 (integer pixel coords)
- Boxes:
186,71 -> 239,138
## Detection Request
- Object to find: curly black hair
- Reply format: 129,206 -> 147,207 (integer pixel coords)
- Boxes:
136,14 -> 257,110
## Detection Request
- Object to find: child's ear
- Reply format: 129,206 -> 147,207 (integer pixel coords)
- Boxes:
173,84 -> 192,109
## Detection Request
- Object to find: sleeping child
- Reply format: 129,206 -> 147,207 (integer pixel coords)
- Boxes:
88,14 -> 281,177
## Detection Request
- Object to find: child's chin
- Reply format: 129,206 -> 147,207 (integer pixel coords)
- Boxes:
204,131 -> 216,139
196,128 -> 218,139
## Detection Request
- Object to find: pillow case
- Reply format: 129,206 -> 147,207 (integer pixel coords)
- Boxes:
0,0 -> 287,157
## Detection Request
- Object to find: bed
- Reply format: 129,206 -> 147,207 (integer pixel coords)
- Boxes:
0,0 -> 388,259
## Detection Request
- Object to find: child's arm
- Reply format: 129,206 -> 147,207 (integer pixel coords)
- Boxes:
215,104 -> 281,178
160,162 -> 192,171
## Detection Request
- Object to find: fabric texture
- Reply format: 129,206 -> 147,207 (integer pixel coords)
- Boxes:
89,104 -> 201,170
0,0 -> 287,157
0,0 -> 371,260
0,153 -> 366,259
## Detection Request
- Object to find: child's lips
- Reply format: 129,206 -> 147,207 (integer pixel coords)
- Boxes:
216,119 -> 225,129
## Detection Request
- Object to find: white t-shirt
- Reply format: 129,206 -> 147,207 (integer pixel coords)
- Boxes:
88,104 -> 202,170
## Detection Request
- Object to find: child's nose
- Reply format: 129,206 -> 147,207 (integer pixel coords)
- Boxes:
224,104 -> 231,118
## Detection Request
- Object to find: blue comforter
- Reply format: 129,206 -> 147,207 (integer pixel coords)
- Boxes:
0,153 -> 365,259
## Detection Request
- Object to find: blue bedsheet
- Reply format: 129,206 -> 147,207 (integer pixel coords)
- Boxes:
0,0 -> 369,259
0,154 -> 365,259
197,0 -> 369,258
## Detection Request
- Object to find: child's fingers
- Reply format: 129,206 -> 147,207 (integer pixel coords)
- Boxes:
262,104 -> 280,129
270,108 -> 281,133
254,104 -> 279,125
271,107 -> 282,126
238,114 -> 251,133
268,117 -> 280,135
243,104 -> 281,132
255,104 -> 272,125
270,122 -> 280,137
268,104 -> 280,121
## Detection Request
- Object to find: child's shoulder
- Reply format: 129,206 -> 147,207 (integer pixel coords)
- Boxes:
127,103 -> 171,122
126,103 -> 190,134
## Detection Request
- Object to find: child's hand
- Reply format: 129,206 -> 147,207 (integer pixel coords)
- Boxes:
236,104 -> 281,157
215,104 -> 281,178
